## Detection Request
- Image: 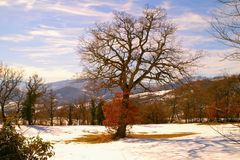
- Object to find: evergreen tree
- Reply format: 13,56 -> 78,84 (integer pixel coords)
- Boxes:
21,75 -> 45,125
96,100 -> 105,125
90,99 -> 97,125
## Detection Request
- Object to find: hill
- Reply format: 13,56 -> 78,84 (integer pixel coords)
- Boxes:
46,76 -> 207,103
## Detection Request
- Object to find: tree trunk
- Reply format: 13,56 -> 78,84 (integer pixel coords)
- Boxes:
115,123 -> 127,138
114,89 -> 129,139
50,106 -> 53,126
90,99 -> 96,125
1,105 -> 6,123
27,105 -> 33,125
28,119 -> 32,125
60,117 -> 63,126
50,117 -> 53,126
68,105 -> 73,125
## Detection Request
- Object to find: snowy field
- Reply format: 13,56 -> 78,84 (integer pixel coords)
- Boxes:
18,124 -> 240,160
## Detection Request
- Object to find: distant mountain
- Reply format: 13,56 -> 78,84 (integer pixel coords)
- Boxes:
46,79 -> 144,103
47,79 -> 88,90
54,86 -> 87,103
47,79 -> 89,103
47,76 -> 207,103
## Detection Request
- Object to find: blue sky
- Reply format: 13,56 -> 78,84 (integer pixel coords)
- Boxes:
0,0 -> 239,82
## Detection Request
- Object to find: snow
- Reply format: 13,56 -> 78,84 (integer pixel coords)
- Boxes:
17,124 -> 240,160
130,90 -> 170,98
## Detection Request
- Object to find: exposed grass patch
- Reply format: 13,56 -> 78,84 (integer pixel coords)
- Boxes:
64,132 -> 196,144
136,132 -> 148,134
65,134 -> 113,144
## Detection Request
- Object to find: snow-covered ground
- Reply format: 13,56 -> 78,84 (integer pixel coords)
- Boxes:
130,90 -> 171,98
17,124 -> 240,160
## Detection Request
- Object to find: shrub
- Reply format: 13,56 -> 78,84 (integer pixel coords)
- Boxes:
103,93 -> 139,135
0,122 -> 54,160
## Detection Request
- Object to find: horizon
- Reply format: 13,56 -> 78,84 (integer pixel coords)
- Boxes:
1,0 -> 240,82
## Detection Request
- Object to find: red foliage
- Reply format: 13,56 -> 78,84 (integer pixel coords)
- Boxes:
103,93 -> 139,132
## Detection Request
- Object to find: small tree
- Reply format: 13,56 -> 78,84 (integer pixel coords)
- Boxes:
140,102 -> 169,124
103,93 -> 139,137
22,74 -> 46,125
56,107 -> 67,126
67,104 -> 74,125
96,99 -> 105,125
167,90 -> 181,123
0,64 -> 23,123
81,77 -> 103,125
90,99 -> 97,125
45,90 -> 57,126
73,98 -> 87,125
89,99 -> 105,125
13,88 -> 25,120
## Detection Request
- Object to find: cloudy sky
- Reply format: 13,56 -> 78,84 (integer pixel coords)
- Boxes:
0,0 -> 239,82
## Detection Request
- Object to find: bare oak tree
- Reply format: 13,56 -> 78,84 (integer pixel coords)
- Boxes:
211,0 -> 240,60
79,7 -> 200,138
0,63 -> 23,123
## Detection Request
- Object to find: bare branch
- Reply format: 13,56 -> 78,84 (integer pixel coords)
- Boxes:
211,0 -> 240,60
79,6 -> 199,93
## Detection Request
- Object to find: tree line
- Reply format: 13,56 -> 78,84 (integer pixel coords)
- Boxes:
137,75 -> 240,124
1,61 -> 239,126
0,63 -> 105,126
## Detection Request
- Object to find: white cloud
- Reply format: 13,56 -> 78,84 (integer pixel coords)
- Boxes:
160,1 -> 172,10
173,12 -> 210,31
7,26 -> 82,59
0,0 -> 36,9
44,37 -> 78,48
0,25 -> 82,46
196,48 -> 240,76
0,0 -> 8,6
12,64 -> 75,82
0,34 -> 33,42
178,35 -> 215,48
12,46 -> 74,58
29,28 -> 61,37
0,0 -> 137,18
17,0 -> 36,9
121,0 -> 135,11
45,3 -> 111,17
43,0 -> 138,18
35,25 -> 84,38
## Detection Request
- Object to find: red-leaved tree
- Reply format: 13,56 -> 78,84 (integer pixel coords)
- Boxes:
103,93 -> 139,136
